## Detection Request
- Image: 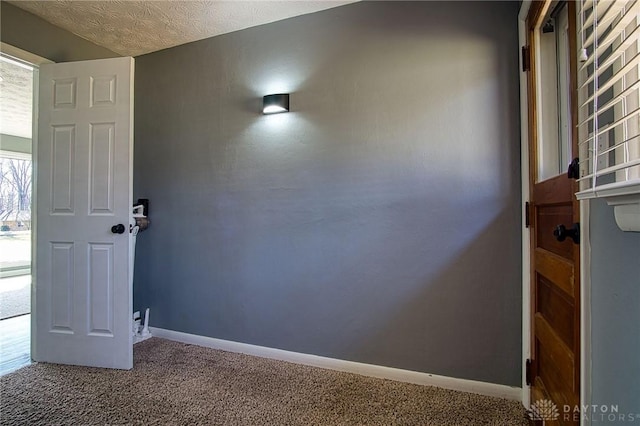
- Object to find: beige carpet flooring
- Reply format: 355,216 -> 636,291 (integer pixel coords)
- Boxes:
0,338 -> 527,425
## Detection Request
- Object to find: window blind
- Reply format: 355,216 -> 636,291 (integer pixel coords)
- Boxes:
576,0 -> 640,199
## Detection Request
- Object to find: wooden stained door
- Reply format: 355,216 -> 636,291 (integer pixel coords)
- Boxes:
34,57 -> 134,369
525,1 -> 580,422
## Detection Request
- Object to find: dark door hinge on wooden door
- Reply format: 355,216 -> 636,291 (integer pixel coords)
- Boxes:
525,202 -> 531,228
522,46 -> 531,72
526,359 -> 533,386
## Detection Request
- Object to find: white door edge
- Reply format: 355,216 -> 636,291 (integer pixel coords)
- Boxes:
580,200 -> 592,426
518,0 -> 532,409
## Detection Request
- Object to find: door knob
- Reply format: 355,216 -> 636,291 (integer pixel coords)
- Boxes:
553,223 -> 580,244
111,224 -> 126,234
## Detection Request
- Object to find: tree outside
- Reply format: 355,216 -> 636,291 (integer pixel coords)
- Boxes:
0,156 -> 32,276
0,157 -> 32,230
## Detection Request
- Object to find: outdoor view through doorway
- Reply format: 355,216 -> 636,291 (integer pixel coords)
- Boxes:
0,53 -> 34,375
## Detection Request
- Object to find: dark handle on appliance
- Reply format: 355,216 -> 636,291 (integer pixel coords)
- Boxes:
111,224 -> 126,234
553,223 -> 580,244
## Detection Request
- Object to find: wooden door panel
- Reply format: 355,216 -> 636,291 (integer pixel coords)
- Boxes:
537,276 -> 575,349
538,341 -> 577,409
535,314 -> 574,387
533,174 -> 573,204
536,205 -> 574,259
535,248 -> 574,296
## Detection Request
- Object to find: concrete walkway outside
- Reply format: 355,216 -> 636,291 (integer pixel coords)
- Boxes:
0,231 -> 31,271
0,231 -> 31,319
0,275 -> 30,320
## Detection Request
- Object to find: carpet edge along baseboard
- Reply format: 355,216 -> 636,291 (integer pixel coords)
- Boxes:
149,327 -> 522,402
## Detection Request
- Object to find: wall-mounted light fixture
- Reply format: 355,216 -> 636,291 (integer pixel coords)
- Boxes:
263,94 -> 290,114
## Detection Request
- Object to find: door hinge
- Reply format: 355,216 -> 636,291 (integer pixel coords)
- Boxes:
522,45 -> 531,72
568,157 -> 580,179
525,202 -> 531,228
526,359 -> 533,386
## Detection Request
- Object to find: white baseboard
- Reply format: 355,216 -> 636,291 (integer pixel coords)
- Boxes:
133,333 -> 152,344
149,327 -> 522,401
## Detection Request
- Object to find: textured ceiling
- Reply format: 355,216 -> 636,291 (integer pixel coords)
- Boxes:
8,1 -> 357,57
2,1 -> 355,138
0,57 -> 33,139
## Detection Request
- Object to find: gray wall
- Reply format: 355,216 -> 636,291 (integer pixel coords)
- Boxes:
589,199 -> 640,419
134,1 -> 522,386
0,1 -> 118,62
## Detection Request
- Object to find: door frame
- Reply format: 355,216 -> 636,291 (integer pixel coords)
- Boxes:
517,1 -> 592,415
518,1 -> 532,408
1,42 -> 53,360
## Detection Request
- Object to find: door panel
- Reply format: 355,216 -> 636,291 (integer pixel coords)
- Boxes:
538,339 -> 573,408
535,248 -> 573,296
535,314 -> 574,388
50,242 -> 74,333
35,57 -> 134,369
51,125 -> 75,213
537,276 -> 574,349
526,1 -> 580,423
89,123 -> 116,214
88,243 -> 115,336
536,205 -> 573,259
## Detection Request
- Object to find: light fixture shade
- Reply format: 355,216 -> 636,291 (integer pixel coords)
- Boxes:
263,93 -> 290,114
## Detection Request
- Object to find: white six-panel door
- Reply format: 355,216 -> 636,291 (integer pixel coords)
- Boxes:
34,57 -> 134,369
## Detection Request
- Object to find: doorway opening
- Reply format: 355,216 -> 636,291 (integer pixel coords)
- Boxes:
0,52 -> 34,375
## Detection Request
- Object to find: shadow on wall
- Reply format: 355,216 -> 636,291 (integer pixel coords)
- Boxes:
589,199 -> 640,415
352,208 -> 521,386
133,1 -> 521,387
